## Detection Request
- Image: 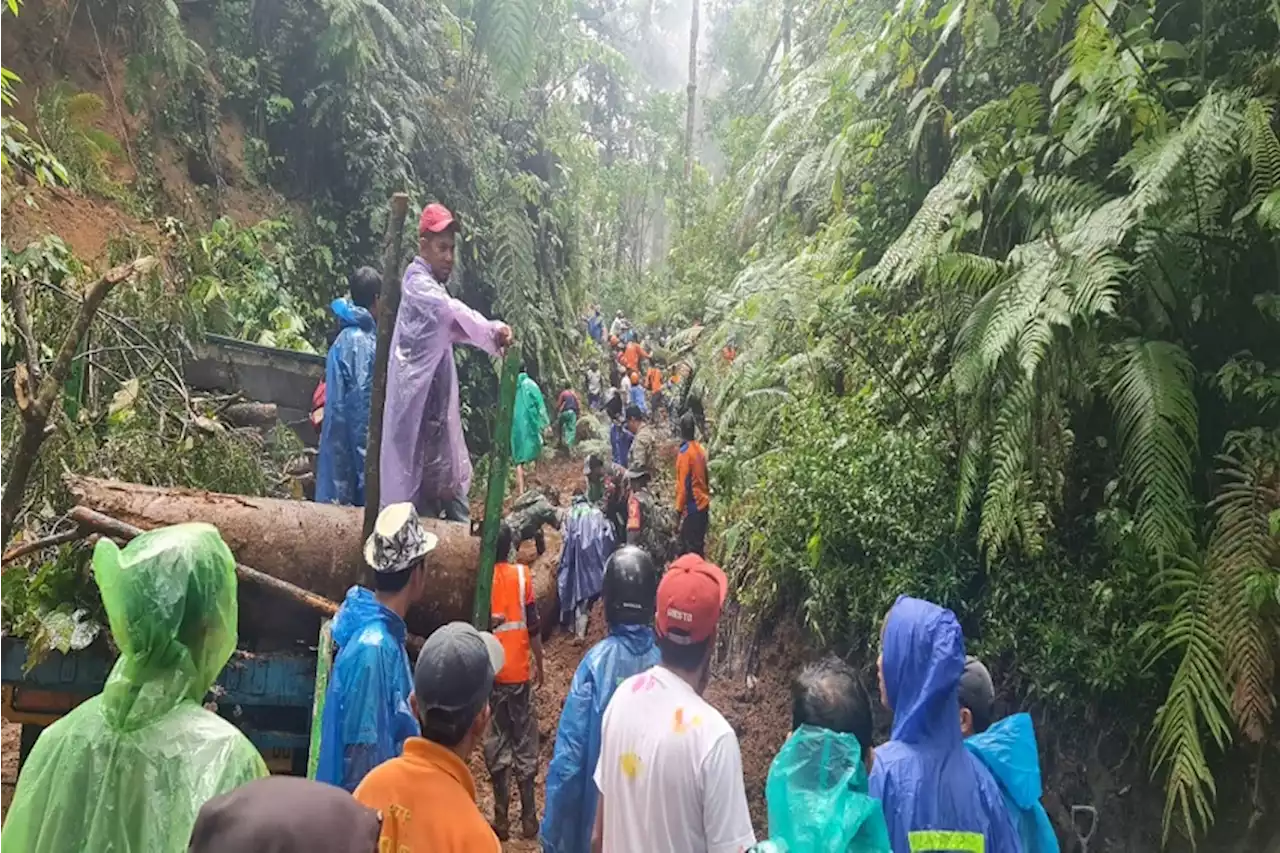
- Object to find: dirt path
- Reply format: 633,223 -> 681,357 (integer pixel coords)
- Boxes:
470,452 -> 805,848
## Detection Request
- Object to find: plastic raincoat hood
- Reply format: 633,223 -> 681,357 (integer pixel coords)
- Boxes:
869,596 -> 1022,853
540,624 -> 661,853
379,257 -> 504,509
315,586 -> 419,791
966,714 -> 1060,853
764,725 -> 891,852
1,524 -> 267,853
315,298 -> 376,506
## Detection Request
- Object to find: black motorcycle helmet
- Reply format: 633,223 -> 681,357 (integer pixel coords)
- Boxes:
603,546 -> 658,626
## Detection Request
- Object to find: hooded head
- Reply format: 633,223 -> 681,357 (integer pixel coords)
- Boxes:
879,595 -> 965,745
765,726 -> 889,851
331,297 -> 375,332
94,523 -> 238,731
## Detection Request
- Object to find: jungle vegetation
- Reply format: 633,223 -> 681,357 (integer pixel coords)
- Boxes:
1,0 -> 1278,842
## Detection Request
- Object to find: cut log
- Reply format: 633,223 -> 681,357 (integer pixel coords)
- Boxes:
220,401 -> 279,428
65,476 -> 559,640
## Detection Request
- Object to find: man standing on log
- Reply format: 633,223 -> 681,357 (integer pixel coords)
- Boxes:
316,267 -> 381,506
317,503 -> 436,791
380,203 -> 512,522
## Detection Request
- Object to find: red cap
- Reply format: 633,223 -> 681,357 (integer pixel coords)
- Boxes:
656,554 -> 728,644
419,203 -> 457,235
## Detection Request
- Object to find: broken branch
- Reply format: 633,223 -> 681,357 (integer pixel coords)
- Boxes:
1,257 -> 157,545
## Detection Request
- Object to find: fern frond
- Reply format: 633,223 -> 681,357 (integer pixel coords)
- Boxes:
875,153 -> 987,287
1149,555 -> 1232,844
1106,340 -> 1198,560
477,0 -> 541,94
1207,433 -> 1280,742
979,376 -> 1036,556
1244,99 -> 1280,204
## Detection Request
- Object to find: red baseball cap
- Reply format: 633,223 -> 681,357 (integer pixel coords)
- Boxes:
656,554 -> 728,644
419,203 -> 457,235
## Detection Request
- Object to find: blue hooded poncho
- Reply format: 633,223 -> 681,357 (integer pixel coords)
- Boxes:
315,587 -> 420,791
869,596 -> 1022,853
315,298 -> 376,506
540,624 -> 661,853
965,714 -> 1059,853
557,497 -> 616,625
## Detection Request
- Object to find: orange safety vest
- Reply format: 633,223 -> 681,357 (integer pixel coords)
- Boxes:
490,561 -> 534,684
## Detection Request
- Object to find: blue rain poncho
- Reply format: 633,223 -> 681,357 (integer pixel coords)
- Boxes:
315,586 -> 420,791
763,725 -> 891,853
610,422 -> 634,467
315,298 -> 376,506
628,382 -> 647,413
869,597 -> 1022,853
966,714 -> 1059,853
540,624 -> 661,853
1,524 -> 267,853
513,372 -> 550,465
557,497 -> 615,625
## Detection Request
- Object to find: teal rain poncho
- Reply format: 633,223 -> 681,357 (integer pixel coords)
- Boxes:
1,524 -> 267,853
512,371 -> 550,465
763,725 -> 892,853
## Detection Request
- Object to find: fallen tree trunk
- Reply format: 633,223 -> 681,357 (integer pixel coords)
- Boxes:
65,476 -> 558,638
220,401 -> 279,428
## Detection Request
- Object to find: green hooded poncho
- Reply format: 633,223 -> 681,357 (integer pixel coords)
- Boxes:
1,523 -> 268,853
512,371 -> 550,465
755,725 -> 891,853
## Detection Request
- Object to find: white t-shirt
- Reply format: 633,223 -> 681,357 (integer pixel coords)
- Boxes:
593,665 -> 756,853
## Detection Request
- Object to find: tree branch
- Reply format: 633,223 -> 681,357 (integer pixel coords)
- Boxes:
1,257 -> 156,545
8,278 -> 42,392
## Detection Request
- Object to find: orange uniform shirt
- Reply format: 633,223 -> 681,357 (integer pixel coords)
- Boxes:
620,342 -> 649,373
353,738 -> 501,853
675,440 -> 710,513
646,366 -> 663,393
490,561 -> 536,684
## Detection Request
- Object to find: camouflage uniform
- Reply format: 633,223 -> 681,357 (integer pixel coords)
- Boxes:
626,484 -> 678,567
504,490 -> 561,555
628,424 -> 662,477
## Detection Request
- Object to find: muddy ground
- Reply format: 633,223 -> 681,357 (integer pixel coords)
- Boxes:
473,452 -> 803,849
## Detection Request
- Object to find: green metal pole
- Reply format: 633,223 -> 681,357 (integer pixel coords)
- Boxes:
307,619 -> 334,779
472,349 -> 521,628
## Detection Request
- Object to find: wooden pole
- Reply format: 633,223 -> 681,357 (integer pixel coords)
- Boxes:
471,349 -> 522,628
363,193 -> 412,536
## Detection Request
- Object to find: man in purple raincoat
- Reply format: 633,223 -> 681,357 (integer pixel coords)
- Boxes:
380,203 -> 512,521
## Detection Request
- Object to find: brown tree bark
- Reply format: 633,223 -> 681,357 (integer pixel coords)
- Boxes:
65,476 -> 559,637
220,401 -> 279,428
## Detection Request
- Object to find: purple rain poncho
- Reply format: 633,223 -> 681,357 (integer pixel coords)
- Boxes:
379,257 -> 505,511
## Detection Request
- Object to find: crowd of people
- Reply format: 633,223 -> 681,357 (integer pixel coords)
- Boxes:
2,209 -> 1058,853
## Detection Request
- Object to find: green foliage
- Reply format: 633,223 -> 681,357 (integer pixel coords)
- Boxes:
34,84 -> 124,196
176,217 -> 325,352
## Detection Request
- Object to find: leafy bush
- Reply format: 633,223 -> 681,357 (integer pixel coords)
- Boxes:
721,392 -> 975,649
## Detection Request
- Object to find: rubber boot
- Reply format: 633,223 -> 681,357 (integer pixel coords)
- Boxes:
519,777 -> 539,839
491,769 -> 510,841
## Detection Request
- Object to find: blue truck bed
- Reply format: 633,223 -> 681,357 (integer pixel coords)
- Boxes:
1,638 -> 321,775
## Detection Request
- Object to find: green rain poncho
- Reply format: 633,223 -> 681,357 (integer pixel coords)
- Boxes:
1,523 -> 267,853
512,371 -> 550,465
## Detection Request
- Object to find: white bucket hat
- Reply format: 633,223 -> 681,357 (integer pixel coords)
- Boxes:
364,502 -> 439,574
